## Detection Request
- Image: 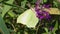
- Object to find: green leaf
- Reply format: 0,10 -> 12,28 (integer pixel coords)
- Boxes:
17,9 -> 39,27
0,0 -> 3,2
32,0 -> 36,3
21,0 -> 27,8
53,1 -> 58,7
52,21 -> 58,34
8,10 -> 16,17
0,15 -> 10,34
44,28 -> 48,34
24,31 -> 28,34
17,32 -> 20,34
43,0 -> 47,3
0,7 -> 2,14
2,0 -> 14,18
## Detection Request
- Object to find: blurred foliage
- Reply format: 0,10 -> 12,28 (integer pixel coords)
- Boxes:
0,0 -> 60,34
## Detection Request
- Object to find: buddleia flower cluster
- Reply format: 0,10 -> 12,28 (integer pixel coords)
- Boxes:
35,0 -> 51,20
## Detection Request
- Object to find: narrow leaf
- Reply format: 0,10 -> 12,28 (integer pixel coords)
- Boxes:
21,0 -> 27,8
44,27 -> 48,34
52,21 -> 58,34
2,0 -> 14,18
0,15 -> 10,34
8,10 -> 16,17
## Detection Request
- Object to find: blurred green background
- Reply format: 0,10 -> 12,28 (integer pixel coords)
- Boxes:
0,0 -> 60,34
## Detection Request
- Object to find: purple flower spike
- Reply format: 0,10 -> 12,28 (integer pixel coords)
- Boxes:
43,4 -> 51,8
35,0 -> 51,20
36,10 -> 51,20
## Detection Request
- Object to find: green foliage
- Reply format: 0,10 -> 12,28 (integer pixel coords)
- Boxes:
0,0 -> 60,34
52,21 -> 58,34
7,10 -> 17,17
0,15 -> 10,34
0,0 -> 3,2
43,0 -> 47,3
44,28 -> 49,34
21,0 -> 27,8
2,0 -> 14,18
